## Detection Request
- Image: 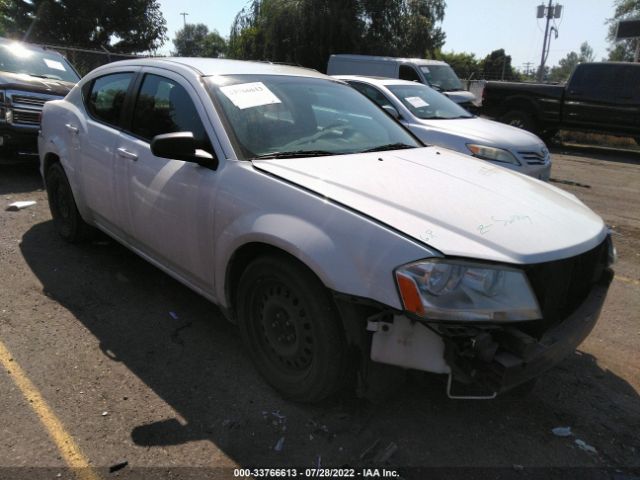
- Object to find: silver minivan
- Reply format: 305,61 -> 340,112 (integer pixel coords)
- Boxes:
327,54 -> 476,107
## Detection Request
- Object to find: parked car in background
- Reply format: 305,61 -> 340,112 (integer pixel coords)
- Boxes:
0,37 -> 79,163
327,54 -> 476,108
40,58 -> 613,402
338,75 -> 551,180
480,62 -> 640,143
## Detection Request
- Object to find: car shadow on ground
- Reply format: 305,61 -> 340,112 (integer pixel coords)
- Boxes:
19,221 -> 640,477
0,164 -> 42,195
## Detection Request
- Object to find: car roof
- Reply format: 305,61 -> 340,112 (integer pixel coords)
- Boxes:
330,54 -> 447,66
333,75 -> 431,88
94,57 -> 329,79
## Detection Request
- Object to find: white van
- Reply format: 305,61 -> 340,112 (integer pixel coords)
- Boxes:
327,54 -> 476,107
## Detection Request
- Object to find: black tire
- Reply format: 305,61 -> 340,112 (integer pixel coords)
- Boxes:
45,163 -> 92,242
500,110 -> 536,132
236,254 -> 348,402
633,136 -> 640,146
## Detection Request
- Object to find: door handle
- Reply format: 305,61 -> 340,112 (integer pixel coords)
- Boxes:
65,123 -> 79,134
116,147 -> 138,161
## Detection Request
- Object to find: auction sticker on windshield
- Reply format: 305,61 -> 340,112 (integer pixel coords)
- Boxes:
220,82 -> 282,109
405,96 -> 429,108
43,59 -> 66,71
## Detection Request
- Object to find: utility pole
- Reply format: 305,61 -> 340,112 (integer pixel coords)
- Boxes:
180,12 -> 189,28
523,62 -> 534,77
537,1 -> 562,82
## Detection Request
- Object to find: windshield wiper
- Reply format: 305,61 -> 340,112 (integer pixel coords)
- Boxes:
252,150 -> 335,159
361,143 -> 418,153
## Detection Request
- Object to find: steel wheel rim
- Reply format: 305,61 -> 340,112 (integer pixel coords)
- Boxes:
251,279 -> 314,374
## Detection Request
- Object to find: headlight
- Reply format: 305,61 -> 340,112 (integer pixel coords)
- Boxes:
466,144 -> 520,165
395,259 -> 541,322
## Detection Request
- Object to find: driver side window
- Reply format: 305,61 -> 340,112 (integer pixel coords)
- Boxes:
131,74 -> 211,152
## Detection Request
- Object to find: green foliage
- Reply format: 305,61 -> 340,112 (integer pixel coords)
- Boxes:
549,42 -> 595,82
228,0 -> 446,72
606,0 -> 640,61
480,49 -> 519,81
172,24 -> 227,58
435,50 -> 481,79
0,0 -> 167,53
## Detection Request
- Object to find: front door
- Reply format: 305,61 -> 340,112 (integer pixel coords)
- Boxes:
116,69 -> 220,292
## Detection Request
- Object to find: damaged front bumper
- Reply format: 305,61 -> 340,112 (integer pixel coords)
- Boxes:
368,268 -> 613,398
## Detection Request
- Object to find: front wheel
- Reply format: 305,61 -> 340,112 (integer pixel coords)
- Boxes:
236,255 -> 348,402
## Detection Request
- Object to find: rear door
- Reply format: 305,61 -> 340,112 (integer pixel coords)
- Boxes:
79,69 -> 138,236
116,68 -> 221,292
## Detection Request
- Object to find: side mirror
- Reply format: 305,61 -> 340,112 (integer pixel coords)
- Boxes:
382,104 -> 400,120
151,132 -> 218,169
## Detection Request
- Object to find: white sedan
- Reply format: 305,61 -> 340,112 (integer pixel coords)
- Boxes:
39,58 -> 612,402
336,75 -> 552,180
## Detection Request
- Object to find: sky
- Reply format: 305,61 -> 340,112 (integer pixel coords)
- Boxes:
157,0 -> 615,70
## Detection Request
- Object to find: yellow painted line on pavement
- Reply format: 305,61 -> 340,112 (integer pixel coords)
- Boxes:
0,339 -> 101,480
615,275 -> 640,286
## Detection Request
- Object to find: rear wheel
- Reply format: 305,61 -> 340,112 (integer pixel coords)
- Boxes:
236,254 -> 348,402
500,110 -> 536,132
45,163 -> 92,242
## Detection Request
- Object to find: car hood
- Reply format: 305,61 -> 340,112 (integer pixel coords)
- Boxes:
0,71 -> 75,97
415,116 -> 545,150
252,147 -> 606,265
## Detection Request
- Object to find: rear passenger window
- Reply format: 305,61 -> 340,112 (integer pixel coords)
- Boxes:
87,73 -> 133,126
399,65 -> 421,82
131,74 -> 211,151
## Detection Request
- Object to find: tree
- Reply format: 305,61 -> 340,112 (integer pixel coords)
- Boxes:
606,0 -> 640,61
435,51 -> 481,80
549,42 -> 595,82
0,0 -> 167,53
173,24 -> 227,57
228,0 -> 446,71
480,49 -> 519,80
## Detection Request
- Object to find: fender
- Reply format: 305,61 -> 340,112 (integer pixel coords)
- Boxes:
212,166 -> 438,311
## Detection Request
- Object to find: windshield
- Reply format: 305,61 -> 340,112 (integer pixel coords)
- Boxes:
419,65 -> 462,92
0,42 -> 80,83
206,75 -> 421,159
387,84 -> 472,120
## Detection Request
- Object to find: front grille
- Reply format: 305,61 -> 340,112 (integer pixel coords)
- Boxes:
11,95 -> 47,107
517,151 -> 548,165
524,239 -> 608,329
12,109 -> 41,125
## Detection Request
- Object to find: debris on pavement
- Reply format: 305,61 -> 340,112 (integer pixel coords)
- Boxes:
552,426 -> 572,437
169,311 -> 179,320
373,441 -> 398,463
513,464 -> 524,471
274,436 -> 285,452
575,439 -> 597,454
360,438 -> 381,460
116,273 -> 129,283
101,411 -> 109,416
109,461 -> 128,473
6,200 -> 36,211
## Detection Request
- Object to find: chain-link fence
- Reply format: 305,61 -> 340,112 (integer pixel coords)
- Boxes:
40,44 -> 156,76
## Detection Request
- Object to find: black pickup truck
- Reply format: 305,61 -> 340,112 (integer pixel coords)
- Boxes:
0,37 -> 80,163
480,62 -> 640,142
